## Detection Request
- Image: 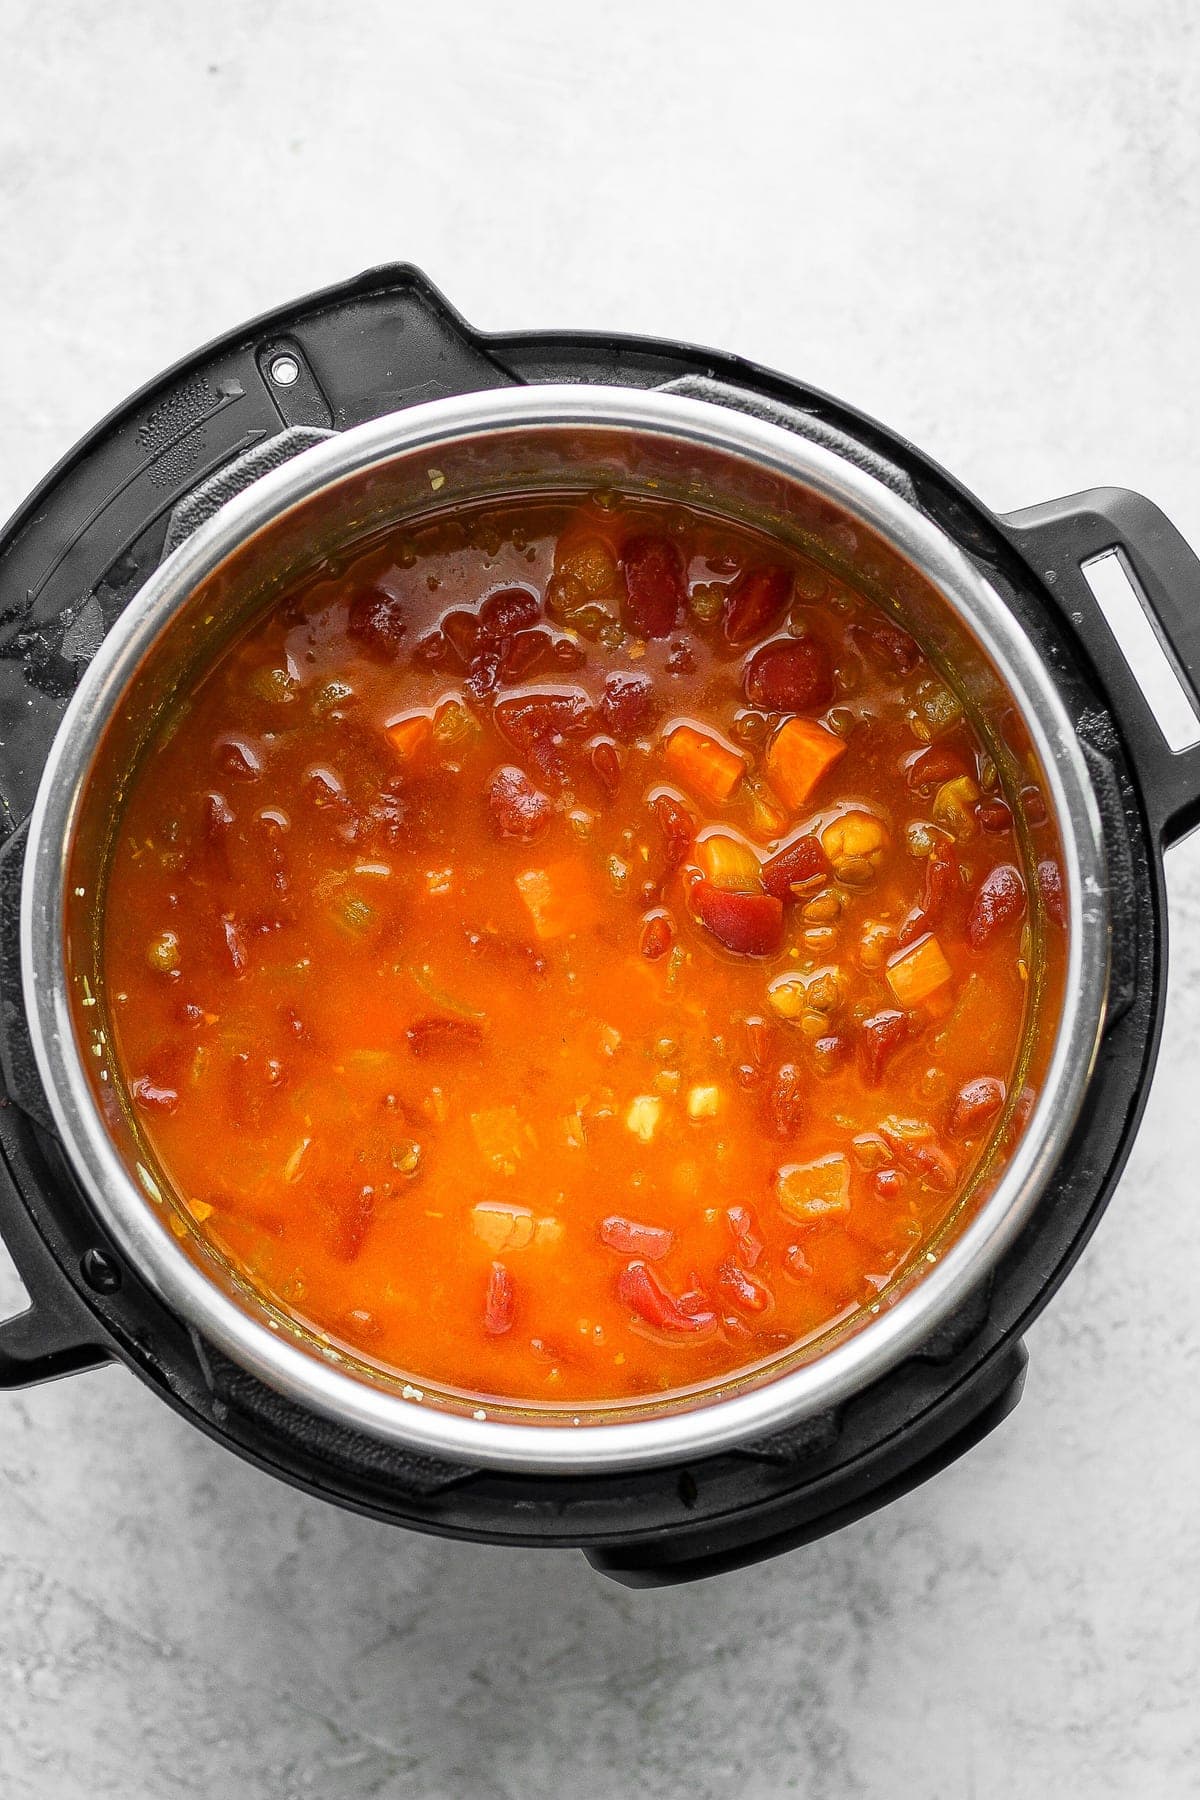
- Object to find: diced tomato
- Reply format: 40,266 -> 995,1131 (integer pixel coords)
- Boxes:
726,1205 -> 765,1268
761,831 -> 829,899
879,1124 -> 958,1190
873,1168 -> 905,1199
325,1186 -> 375,1262
622,536 -> 686,638
499,629 -> 553,682
850,619 -> 920,673
406,1015 -> 485,1057
216,736 -> 262,781
618,1261 -> 716,1333
905,744 -> 968,794
1038,857 -> 1066,926
480,585 -> 541,639
640,911 -> 674,960
767,1061 -> 805,1137
860,1009 -> 910,1084
484,1262 -> 515,1335
717,1258 -> 772,1315
947,1075 -> 1006,1139
440,609 -> 480,664
691,880 -> 784,956
464,645 -> 501,702
347,587 -> 407,657
977,798 -> 1013,832
589,739 -> 622,799
967,863 -> 1026,946
743,637 -> 834,712
485,764 -> 554,841
651,791 -> 697,867
413,628 -> 451,667
131,1075 -> 180,1114
724,566 -> 793,646
600,1216 -> 674,1259
898,843 -> 961,947
494,688 -> 595,786
600,671 -> 658,741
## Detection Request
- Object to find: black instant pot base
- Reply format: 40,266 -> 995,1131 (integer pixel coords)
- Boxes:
0,266 -> 1167,1584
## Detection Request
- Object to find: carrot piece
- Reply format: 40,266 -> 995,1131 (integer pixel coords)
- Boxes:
662,723 -> 746,806
515,859 -> 597,940
764,717 -> 845,809
885,932 -> 953,1007
384,712 -> 433,761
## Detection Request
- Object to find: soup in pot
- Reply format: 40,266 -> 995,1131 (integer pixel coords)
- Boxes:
98,493 -> 1063,1405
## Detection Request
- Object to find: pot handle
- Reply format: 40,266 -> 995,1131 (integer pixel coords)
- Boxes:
1002,488 -> 1200,846
585,1342 -> 1027,1587
0,1179 -> 112,1388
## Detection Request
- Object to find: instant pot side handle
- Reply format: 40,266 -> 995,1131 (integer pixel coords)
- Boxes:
0,821 -> 113,1386
1002,489 -> 1200,847
585,1340 -> 1028,1587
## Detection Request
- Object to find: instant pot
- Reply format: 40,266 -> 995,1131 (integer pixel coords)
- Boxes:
1,265 -> 1196,1584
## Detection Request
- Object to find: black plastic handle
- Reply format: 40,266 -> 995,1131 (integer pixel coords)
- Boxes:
1003,488 -> 1200,846
585,1342 -> 1027,1587
0,1147 -> 111,1389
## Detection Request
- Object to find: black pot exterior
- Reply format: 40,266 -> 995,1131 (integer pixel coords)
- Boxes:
0,266 -> 1189,1582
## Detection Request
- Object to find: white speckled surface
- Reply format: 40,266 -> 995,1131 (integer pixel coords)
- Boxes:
3,3 -> 1200,1794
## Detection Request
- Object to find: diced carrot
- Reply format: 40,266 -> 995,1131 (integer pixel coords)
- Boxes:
384,712 -> 433,761
764,717 -> 846,809
662,723 -> 746,806
515,858 -> 597,940
885,932 -> 953,1007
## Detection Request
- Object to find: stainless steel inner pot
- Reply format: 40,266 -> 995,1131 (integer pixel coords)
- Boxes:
18,386 -> 1110,1472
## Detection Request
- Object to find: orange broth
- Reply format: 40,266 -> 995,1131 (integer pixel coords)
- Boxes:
100,496 -> 1063,1405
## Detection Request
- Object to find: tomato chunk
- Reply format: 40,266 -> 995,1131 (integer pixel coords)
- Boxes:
724,567 -> 793,646
717,1258 -> 772,1315
485,764 -> 554,842
347,587 -> 407,657
618,1261 -> 716,1333
860,1009 -> 910,1084
744,638 -> 834,712
726,1205 -> 765,1268
601,671 -> 658,741
484,1262 -> 515,1335
622,536 -> 686,639
761,831 -> 829,899
947,1076 -> 1006,1139
600,1216 -> 674,1259
691,881 -> 784,956
967,863 -> 1026,946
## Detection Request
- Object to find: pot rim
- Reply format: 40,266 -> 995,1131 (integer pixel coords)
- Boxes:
19,384 -> 1110,1472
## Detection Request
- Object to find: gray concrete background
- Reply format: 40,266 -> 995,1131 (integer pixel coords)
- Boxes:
2,2 -> 1200,1795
